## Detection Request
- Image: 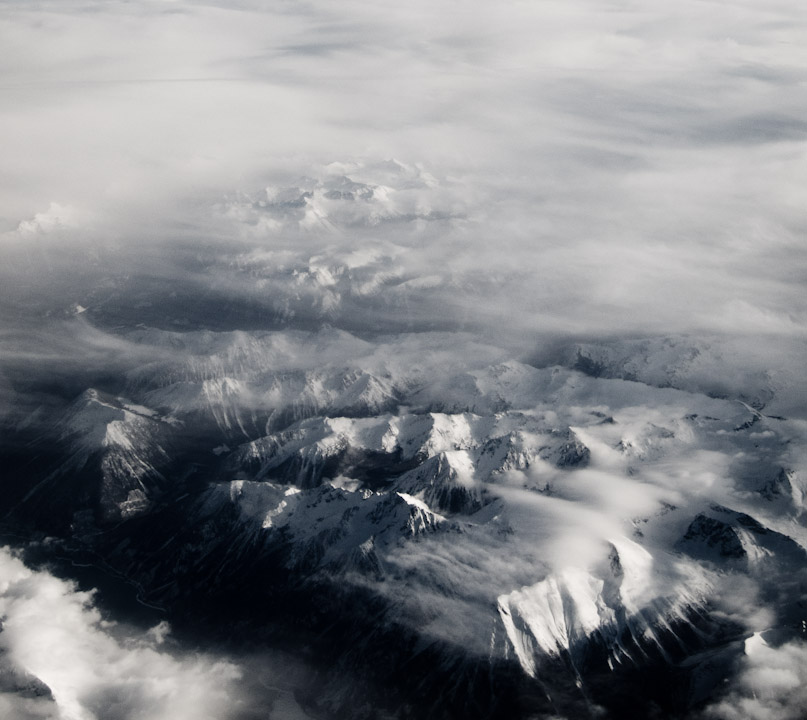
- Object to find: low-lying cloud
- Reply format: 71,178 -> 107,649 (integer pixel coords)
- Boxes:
703,634 -> 807,720
0,0 -> 805,343
0,547 -> 312,720
0,547 -> 238,720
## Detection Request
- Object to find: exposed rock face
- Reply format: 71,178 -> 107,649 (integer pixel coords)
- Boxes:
760,467 -> 803,509
681,514 -> 749,560
678,505 -> 807,572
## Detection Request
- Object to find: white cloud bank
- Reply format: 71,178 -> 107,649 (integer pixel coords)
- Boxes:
0,0 -> 805,341
0,547 -> 239,720
0,547 -> 314,720
704,633 -> 807,720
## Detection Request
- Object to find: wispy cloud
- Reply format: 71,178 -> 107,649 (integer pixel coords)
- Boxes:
1,0 -> 805,342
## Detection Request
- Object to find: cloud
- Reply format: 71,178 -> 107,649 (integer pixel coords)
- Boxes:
0,547 -> 313,720
0,0 -> 805,344
15,203 -> 80,237
0,547 -> 238,720
703,634 -> 807,720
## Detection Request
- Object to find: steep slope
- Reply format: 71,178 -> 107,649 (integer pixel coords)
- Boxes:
13,389 -> 175,528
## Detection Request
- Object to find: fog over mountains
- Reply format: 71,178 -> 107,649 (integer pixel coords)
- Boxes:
1,1 -> 806,719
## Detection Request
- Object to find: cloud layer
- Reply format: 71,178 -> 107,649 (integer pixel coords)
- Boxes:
0,548 -> 241,720
704,634 -> 807,720
1,0 -> 806,342
0,548 -> 313,720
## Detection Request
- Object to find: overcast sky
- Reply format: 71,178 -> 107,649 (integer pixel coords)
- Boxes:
1,0 -> 806,341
